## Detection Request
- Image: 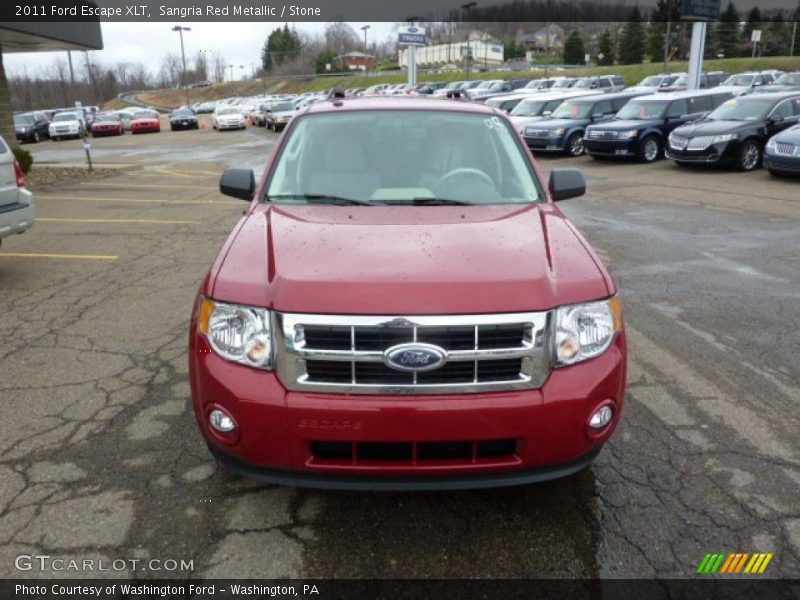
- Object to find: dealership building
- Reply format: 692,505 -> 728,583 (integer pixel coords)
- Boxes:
0,18 -> 103,147
398,34 -> 504,69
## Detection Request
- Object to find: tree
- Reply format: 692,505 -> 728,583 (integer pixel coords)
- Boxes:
504,39 -> 525,61
262,25 -> 302,71
324,22 -> 360,55
211,50 -> 227,84
620,6 -> 646,64
193,50 -> 209,83
315,50 -> 337,74
647,0 -> 681,62
597,30 -> 615,65
563,30 -> 586,65
763,17 -> 791,56
715,2 -> 740,58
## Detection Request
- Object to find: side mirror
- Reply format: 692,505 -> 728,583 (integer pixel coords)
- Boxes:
769,114 -> 785,123
542,110 -> 552,117
220,168 -> 256,201
548,168 -> 586,201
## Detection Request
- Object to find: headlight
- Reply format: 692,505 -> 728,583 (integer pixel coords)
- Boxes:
712,134 -> 736,144
550,128 -> 565,137
553,297 -> 622,366
765,138 -> 777,151
619,130 -> 639,139
198,299 -> 273,369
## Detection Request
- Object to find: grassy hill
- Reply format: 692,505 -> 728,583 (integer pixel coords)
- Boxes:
121,56 -> 800,110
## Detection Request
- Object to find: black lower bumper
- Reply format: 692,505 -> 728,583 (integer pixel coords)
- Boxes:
209,445 -> 602,491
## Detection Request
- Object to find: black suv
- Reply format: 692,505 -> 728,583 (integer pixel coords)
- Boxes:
14,112 -> 50,143
584,89 -> 734,162
522,91 -> 647,156
666,92 -> 800,171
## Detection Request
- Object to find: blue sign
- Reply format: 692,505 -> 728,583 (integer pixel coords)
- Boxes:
384,343 -> 447,372
399,33 -> 426,46
681,0 -> 721,20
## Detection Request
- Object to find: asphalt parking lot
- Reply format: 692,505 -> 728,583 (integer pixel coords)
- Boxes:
0,117 -> 798,579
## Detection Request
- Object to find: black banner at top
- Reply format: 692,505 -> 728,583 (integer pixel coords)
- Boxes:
3,0 -> 800,22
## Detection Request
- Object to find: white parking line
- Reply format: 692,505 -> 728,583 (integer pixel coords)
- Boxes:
35,194 -> 240,206
0,252 -> 118,260
37,218 -> 200,225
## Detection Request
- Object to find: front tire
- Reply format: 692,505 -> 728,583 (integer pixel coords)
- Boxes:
566,132 -> 585,156
638,135 -> 662,163
737,139 -> 761,171
32,131 -> 40,143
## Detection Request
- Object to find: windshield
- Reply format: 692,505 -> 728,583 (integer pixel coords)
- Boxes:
639,76 -> 663,86
53,113 -> 78,122
511,98 -> 557,116
14,115 -> 34,126
708,98 -> 775,121
97,113 -> 121,122
552,79 -> 575,89
551,101 -> 593,119
488,81 -> 507,91
271,102 -> 294,112
172,109 -> 193,117
616,100 -> 669,120
572,79 -> 595,89
134,111 -> 157,119
775,73 -> 800,85
723,74 -> 754,87
216,107 -> 240,115
266,110 -> 542,205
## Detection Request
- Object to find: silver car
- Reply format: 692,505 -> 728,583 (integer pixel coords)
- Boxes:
0,134 -> 35,248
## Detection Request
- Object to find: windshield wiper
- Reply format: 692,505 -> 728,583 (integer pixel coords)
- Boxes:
407,197 -> 473,206
267,193 -> 373,206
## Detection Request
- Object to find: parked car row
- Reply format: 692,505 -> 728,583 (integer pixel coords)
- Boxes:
505,84 -> 800,175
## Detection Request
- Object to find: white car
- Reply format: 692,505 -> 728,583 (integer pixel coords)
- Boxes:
212,107 -> 247,130
49,111 -> 85,140
0,134 -> 34,248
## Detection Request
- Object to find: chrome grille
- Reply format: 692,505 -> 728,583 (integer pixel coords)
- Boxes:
686,136 -> 716,151
775,141 -> 797,156
588,129 -> 617,140
524,129 -> 548,138
275,312 -> 551,394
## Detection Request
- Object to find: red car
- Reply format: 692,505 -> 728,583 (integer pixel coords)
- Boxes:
189,95 -> 626,490
90,113 -> 124,137
130,110 -> 160,134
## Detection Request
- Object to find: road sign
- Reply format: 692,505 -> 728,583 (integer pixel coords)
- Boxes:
751,29 -> 762,43
398,25 -> 426,46
680,0 -> 721,20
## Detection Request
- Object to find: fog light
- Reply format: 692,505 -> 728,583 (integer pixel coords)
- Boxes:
589,406 -> 613,429
209,409 -> 236,433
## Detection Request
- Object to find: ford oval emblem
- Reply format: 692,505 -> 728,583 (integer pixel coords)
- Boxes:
408,26 -> 419,33
384,343 -> 447,372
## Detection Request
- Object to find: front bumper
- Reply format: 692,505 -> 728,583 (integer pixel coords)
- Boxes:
217,121 -> 245,130
585,138 -> 638,157
189,330 -> 626,489
0,190 -> 35,240
171,120 -> 198,130
91,127 -> 122,136
524,135 -> 566,152
764,152 -> 800,173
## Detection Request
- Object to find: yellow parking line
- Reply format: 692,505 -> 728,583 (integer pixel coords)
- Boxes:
37,218 -> 200,225
35,194 -> 240,206
0,252 -> 118,260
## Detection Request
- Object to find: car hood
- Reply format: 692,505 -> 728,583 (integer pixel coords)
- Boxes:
530,118 -> 583,130
51,120 -> 80,126
211,203 -> 611,314
272,111 -> 295,118
509,115 -> 546,128
674,119 -> 758,135
590,118 -> 660,130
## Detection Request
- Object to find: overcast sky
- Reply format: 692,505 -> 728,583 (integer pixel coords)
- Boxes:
5,22 -> 398,79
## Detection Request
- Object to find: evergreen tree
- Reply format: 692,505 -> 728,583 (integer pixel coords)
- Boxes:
647,0 -> 680,62
620,7 -> 646,64
261,25 -> 302,71
315,50 -> 337,74
563,30 -> 586,65
715,2 -> 741,59
598,30 -> 615,65
764,17 -> 791,56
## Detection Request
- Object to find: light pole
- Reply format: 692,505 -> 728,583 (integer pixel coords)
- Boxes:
172,25 -> 191,105
227,64 -> 244,82
461,2 -> 477,77
360,25 -> 371,78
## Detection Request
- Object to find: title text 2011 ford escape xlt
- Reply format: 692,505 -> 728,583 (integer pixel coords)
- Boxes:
189,95 -> 627,490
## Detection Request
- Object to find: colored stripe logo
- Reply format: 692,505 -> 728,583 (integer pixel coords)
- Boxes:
697,553 -> 773,574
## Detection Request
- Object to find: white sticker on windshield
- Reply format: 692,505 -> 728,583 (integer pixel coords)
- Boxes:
484,116 -> 508,133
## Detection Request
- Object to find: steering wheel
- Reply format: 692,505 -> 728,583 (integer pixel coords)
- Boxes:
434,168 -> 496,192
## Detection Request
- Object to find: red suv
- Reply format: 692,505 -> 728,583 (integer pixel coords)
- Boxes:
189,95 -> 627,490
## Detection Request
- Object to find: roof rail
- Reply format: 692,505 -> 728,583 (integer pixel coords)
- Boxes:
444,89 -> 472,102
